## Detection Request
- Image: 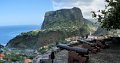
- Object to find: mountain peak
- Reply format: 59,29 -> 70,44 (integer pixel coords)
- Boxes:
41,7 -> 83,29
72,7 -> 80,10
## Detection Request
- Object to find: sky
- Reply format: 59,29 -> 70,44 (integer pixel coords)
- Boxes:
52,0 -> 106,19
0,0 -> 53,26
0,0 -> 106,26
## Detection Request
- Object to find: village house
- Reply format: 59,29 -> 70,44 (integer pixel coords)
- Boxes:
0,53 -> 5,60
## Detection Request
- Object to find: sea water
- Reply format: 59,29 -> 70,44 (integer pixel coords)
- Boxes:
0,25 -> 40,46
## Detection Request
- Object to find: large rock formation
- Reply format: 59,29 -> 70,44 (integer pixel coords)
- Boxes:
6,7 -> 96,49
42,7 -> 84,29
42,7 -> 96,35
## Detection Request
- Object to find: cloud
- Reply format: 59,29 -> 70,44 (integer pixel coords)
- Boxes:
52,0 -> 106,19
53,0 -> 93,4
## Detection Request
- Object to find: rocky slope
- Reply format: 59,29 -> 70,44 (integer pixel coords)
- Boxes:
6,7 -> 96,49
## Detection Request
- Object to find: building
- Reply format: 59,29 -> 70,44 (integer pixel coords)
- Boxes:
0,53 -> 5,60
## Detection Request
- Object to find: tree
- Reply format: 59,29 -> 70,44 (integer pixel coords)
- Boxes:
92,0 -> 120,30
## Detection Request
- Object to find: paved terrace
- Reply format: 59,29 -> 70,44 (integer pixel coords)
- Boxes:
54,44 -> 120,63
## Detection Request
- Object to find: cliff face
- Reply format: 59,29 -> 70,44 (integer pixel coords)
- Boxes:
42,7 -> 96,35
41,7 -> 84,29
6,7 -> 96,49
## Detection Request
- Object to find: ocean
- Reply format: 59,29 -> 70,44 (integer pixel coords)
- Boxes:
0,25 -> 41,46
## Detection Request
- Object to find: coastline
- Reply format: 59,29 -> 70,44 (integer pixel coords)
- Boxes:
0,25 -> 41,46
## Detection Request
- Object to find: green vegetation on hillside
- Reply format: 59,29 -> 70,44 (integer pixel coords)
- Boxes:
7,7 -> 97,49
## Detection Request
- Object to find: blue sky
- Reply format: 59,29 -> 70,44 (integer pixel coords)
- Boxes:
0,0 -> 53,26
0,0 -> 105,26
